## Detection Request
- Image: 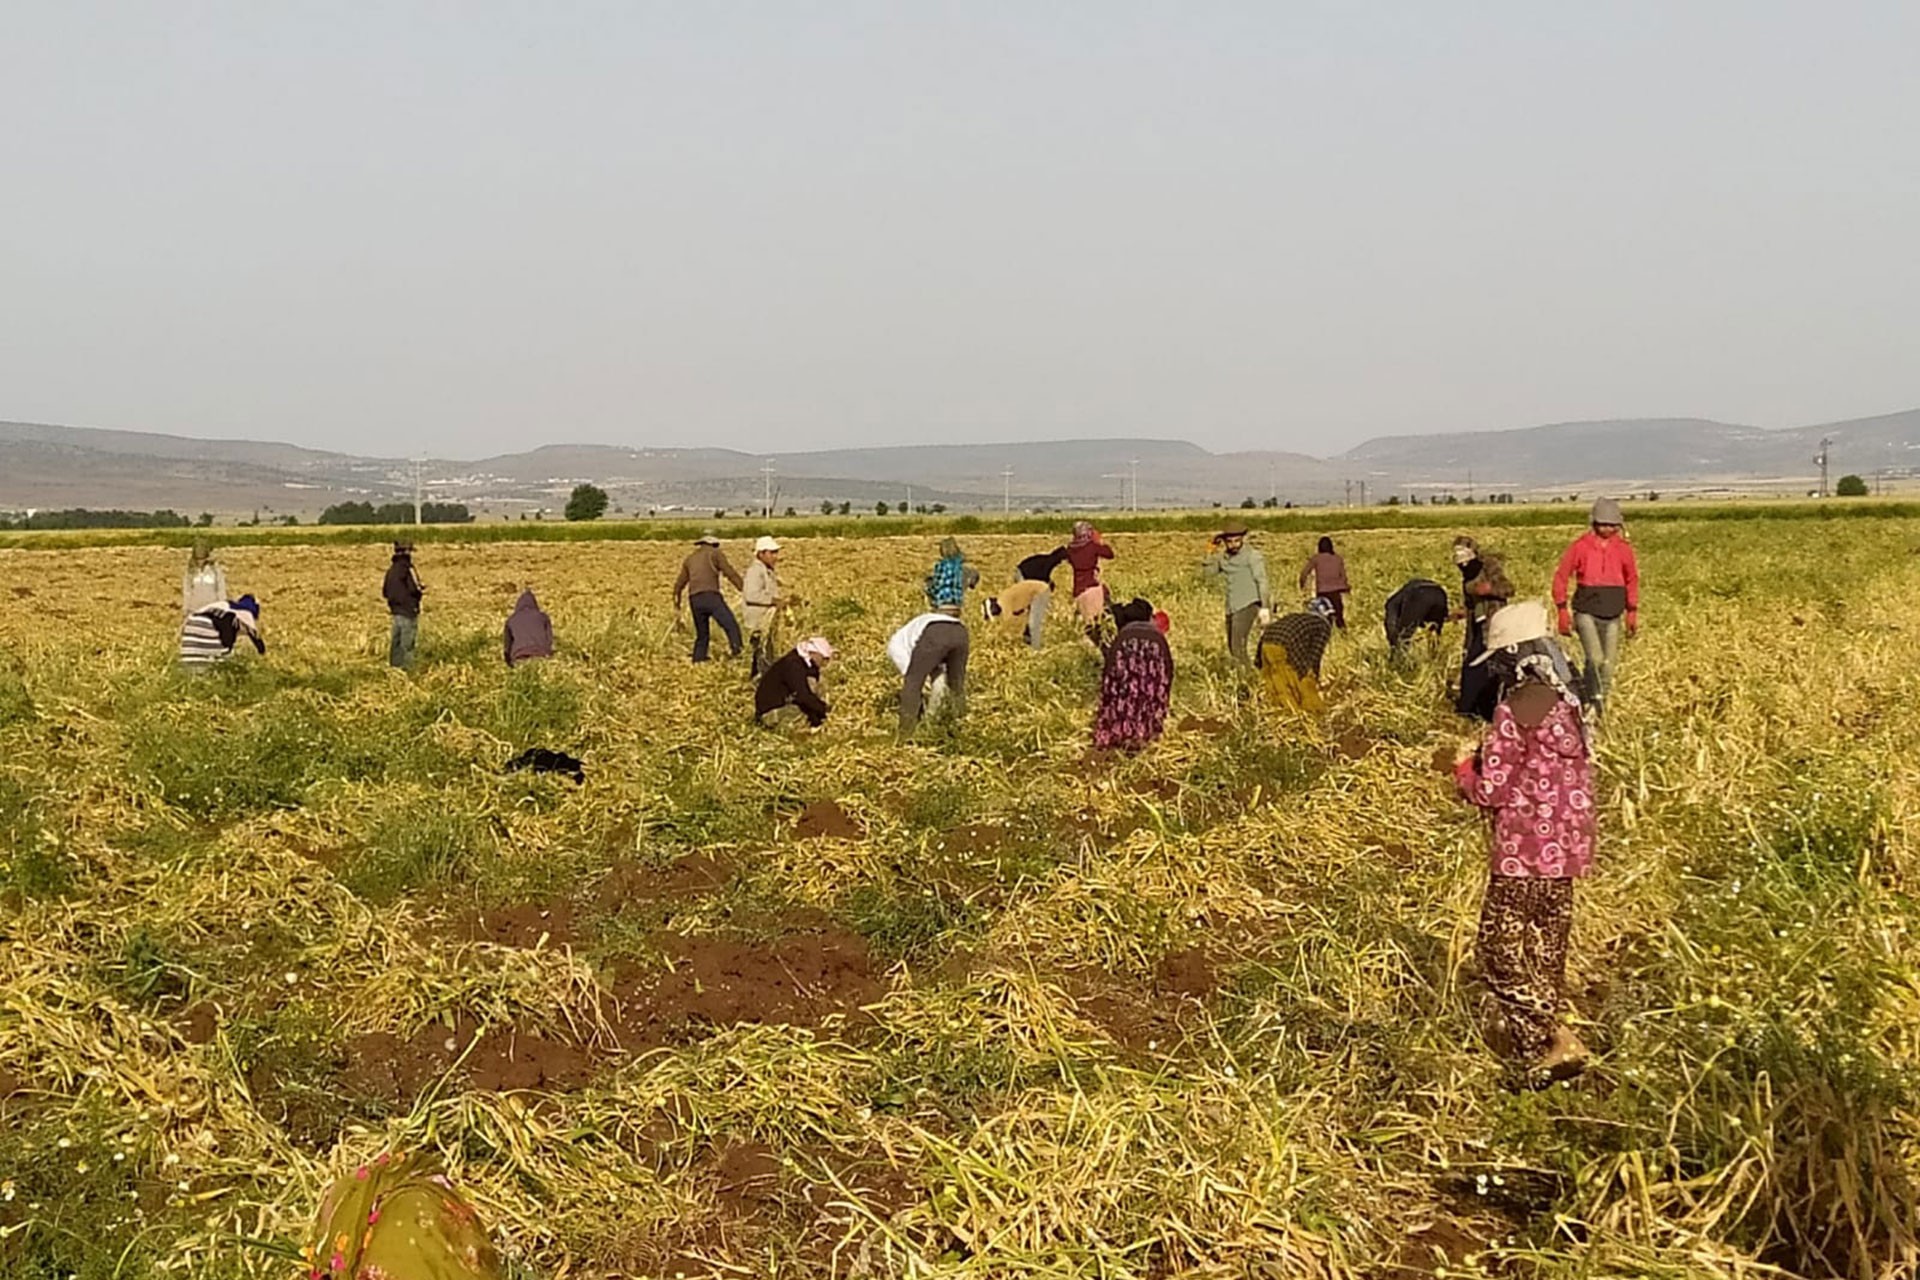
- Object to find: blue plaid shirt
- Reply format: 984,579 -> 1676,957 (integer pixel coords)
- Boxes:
925,555 -> 967,609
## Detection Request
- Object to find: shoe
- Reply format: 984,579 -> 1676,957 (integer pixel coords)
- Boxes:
1538,1026 -> 1589,1082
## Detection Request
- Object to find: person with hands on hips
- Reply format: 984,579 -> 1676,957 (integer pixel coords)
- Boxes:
1551,497 -> 1640,718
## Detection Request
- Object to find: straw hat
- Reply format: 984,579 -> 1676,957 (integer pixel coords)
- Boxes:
754,535 -> 781,553
1472,601 -> 1551,664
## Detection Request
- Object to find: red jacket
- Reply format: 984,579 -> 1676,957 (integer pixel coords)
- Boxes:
1552,532 -> 1640,614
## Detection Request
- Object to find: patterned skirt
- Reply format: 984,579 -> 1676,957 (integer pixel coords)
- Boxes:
1093,634 -> 1173,751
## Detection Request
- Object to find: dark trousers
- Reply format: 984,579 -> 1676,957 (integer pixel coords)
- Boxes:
1225,603 -> 1261,664
899,623 -> 969,732
1316,591 -> 1347,629
689,592 -> 742,662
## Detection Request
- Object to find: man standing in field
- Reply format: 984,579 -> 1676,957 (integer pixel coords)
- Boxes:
383,542 -> 424,670
1552,498 -> 1640,718
1202,522 -> 1271,664
743,535 -> 793,677
673,531 -> 746,663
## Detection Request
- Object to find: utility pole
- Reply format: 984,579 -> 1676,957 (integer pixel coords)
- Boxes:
1268,461 -> 1277,506
761,461 -> 776,518
1814,437 -> 1833,498
1129,458 -> 1140,512
1344,479 -> 1352,508
905,483 -> 912,516
1002,467 -> 1013,514
411,457 -> 423,525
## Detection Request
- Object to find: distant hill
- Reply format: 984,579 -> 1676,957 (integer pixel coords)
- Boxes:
3,406 -> 1918,517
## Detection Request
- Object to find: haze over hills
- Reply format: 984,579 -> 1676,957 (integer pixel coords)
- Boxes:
3,408 -> 1917,519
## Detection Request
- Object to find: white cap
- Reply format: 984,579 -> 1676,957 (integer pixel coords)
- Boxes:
1472,601 -> 1551,664
754,536 -> 782,553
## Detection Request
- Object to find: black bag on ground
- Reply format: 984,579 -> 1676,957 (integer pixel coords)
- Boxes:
505,748 -> 585,784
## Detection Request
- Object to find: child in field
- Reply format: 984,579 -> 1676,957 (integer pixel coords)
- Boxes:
178,596 -> 264,668
1092,598 -> 1173,751
1298,536 -> 1349,629
1452,601 -> 1593,1085
755,636 -> 834,728
503,589 -> 553,666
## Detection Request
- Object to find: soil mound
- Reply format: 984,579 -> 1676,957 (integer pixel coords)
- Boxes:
793,800 -> 864,841
612,927 -> 882,1046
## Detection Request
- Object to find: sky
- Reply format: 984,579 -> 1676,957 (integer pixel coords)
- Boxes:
3,2 -> 1917,459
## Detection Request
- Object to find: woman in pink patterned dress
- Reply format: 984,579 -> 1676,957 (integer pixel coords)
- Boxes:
1093,599 -> 1173,752
1453,601 -> 1595,1084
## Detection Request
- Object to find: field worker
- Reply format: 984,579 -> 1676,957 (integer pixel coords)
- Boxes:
1297,536 -> 1350,630
1093,598 -> 1174,751
503,589 -> 553,666
1452,601 -> 1594,1085
1064,521 -> 1115,626
181,538 -> 227,616
1256,597 -> 1334,714
1016,543 -> 1070,587
178,595 -> 265,668
1453,536 -> 1513,720
1384,578 -> 1451,654
980,576 -> 1051,648
1202,521 -> 1271,664
743,535 -> 793,677
890,610 -> 970,733
304,1150 -> 507,1280
754,636 -> 834,728
673,531 -> 745,663
924,537 -> 979,614
383,542 -> 425,670
1552,498 -> 1640,717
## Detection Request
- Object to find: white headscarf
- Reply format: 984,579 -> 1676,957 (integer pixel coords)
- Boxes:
796,636 -> 834,665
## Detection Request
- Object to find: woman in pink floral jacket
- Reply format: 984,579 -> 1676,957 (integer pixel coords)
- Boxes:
1453,601 -> 1594,1084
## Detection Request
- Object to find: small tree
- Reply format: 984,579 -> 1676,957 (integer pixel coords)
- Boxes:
1836,474 -> 1869,497
820,499 -> 836,516
930,502 -> 946,514
1240,496 -> 1257,509
785,507 -> 796,517
876,501 -> 890,516
565,484 -> 609,522
195,512 -> 214,527
837,501 -> 851,516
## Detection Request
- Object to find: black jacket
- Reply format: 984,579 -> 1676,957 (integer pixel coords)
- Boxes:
383,556 -> 424,618
1384,579 -> 1449,647
754,651 -> 829,726
1016,547 -> 1070,585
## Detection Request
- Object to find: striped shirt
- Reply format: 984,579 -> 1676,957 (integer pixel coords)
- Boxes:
179,604 -> 258,667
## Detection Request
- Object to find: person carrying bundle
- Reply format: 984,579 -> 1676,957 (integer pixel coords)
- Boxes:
1452,601 -> 1593,1086
1092,598 -> 1173,751
1202,521 -> 1270,664
179,595 -> 264,668
755,636 -> 835,728
1256,597 -> 1334,714
743,535 -> 795,677
503,589 -> 553,666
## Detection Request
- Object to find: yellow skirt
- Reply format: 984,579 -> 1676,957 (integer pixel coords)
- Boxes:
1259,642 -> 1325,714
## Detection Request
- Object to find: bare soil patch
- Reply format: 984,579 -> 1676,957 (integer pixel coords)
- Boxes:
610,926 -> 883,1047
176,1001 -> 219,1045
341,1017 -> 597,1105
456,899 -> 575,949
928,822 -> 1006,856
793,800 -> 865,841
1177,714 -> 1231,736
1152,947 -> 1218,999
1380,1217 -> 1500,1277
1334,729 -> 1378,761
593,852 -> 732,908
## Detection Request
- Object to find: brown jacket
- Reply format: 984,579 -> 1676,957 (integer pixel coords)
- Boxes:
673,545 -> 744,605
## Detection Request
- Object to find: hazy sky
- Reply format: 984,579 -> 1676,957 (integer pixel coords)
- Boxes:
4,2 -> 1917,458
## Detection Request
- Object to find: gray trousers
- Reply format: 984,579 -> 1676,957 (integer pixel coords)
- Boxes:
1573,612 -> 1623,710
899,623 -> 969,732
1225,602 -> 1261,665
389,614 -> 418,669
1025,587 -> 1050,649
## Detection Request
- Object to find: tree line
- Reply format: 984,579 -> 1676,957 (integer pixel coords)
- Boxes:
0,508 -> 192,530
316,501 -> 474,525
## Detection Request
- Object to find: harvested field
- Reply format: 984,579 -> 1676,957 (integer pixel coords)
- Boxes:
0,518 -> 1917,1279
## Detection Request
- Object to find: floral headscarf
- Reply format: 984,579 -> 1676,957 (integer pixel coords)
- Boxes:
303,1151 -> 505,1280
